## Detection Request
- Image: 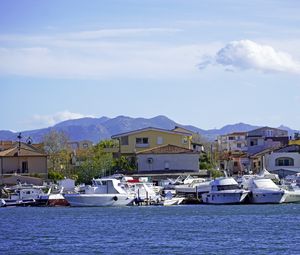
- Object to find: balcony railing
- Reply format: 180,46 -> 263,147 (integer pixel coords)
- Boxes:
135,143 -> 149,148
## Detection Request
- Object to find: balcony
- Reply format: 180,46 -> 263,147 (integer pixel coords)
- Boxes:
135,143 -> 149,148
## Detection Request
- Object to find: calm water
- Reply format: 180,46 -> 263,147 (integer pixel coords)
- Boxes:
1,204 -> 300,255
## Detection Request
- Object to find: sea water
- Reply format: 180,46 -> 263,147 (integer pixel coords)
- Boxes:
1,204 -> 299,255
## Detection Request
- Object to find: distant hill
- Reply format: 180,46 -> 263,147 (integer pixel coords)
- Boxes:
0,115 -> 298,143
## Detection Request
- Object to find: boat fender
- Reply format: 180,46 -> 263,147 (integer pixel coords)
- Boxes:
113,196 -> 118,201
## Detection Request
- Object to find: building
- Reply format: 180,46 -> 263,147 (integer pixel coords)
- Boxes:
67,140 -> 93,166
246,127 -> 288,155
136,144 -> 200,173
0,142 -> 48,180
217,132 -> 248,152
172,126 -> 204,152
218,151 -> 249,175
111,127 -> 193,158
216,132 -> 248,175
67,140 -> 93,151
266,144 -> 300,178
289,132 -> 300,145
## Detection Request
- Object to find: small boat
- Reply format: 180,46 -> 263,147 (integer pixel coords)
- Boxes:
47,193 -> 70,206
1,198 -> 37,207
162,191 -> 184,206
1,183 -> 49,206
63,178 -> 135,207
125,177 -> 161,205
202,177 -> 249,204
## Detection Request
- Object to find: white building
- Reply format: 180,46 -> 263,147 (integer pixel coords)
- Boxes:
266,145 -> 300,177
217,132 -> 247,152
136,144 -> 200,173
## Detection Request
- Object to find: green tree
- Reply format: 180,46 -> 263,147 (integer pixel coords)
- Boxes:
98,139 -> 118,149
76,143 -> 114,184
199,153 -> 213,170
112,156 -> 136,172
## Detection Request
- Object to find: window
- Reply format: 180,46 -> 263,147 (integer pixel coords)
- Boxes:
136,137 -> 149,147
82,143 -> 88,148
250,139 -> 258,146
157,136 -> 163,145
237,143 -> 241,148
147,158 -> 153,164
275,157 -> 294,166
233,162 -> 238,167
164,161 -> 170,170
121,136 -> 129,145
22,161 -> 28,173
266,130 -> 273,137
228,136 -> 235,140
182,136 -> 188,144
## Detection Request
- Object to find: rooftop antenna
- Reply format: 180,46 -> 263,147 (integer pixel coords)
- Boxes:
17,132 -> 22,156
26,136 -> 33,145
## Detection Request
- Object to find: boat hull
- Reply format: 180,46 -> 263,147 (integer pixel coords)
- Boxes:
163,197 -> 185,206
202,191 -> 249,204
0,198 -> 37,207
46,194 -> 69,206
283,190 -> 300,203
64,194 -> 134,207
249,189 -> 286,204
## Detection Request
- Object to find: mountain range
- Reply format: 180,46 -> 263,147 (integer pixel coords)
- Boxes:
0,115 -> 298,143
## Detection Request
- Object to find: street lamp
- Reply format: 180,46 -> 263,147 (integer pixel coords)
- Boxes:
17,133 -> 22,174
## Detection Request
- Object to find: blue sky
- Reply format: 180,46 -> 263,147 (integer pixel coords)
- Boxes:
1,0 -> 300,131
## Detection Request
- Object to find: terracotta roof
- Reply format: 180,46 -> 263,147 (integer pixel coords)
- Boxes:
137,144 -> 197,155
112,127 -> 192,139
0,143 -> 46,157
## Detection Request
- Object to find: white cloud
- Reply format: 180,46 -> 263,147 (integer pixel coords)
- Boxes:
31,111 -> 95,127
0,28 -> 219,79
0,43 -> 213,79
199,40 -> 300,74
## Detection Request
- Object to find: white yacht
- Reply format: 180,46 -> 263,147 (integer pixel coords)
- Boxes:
280,178 -> 300,203
243,178 -> 287,204
283,185 -> 300,203
63,178 -> 135,207
202,177 -> 249,204
174,177 -> 207,194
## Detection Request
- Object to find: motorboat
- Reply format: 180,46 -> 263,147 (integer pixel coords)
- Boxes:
242,178 -> 287,204
201,177 -> 249,204
282,184 -> 300,203
174,177 -> 207,194
162,191 -> 184,206
63,178 -> 135,207
125,177 -> 161,205
47,186 -> 69,207
1,183 -> 49,207
280,178 -> 300,203
0,198 -> 37,207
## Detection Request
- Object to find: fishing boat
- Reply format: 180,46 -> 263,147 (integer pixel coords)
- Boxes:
63,177 -> 135,207
1,183 -> 49,207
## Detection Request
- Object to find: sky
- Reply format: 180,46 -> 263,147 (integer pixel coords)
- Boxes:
1,0 -> 300,132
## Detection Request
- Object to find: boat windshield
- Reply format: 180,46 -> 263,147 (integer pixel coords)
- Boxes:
217,185 -> 240,191
93,180 -> 105,186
